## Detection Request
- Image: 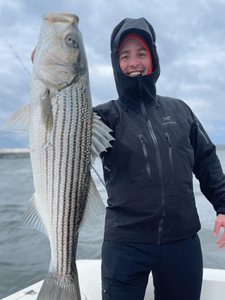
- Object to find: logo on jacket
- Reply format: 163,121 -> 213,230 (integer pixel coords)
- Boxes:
162,116 -> 177,126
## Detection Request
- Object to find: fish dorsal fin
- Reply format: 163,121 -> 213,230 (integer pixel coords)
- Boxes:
91,112 -> 114,163
78,176 -> 106,230
1,103 -> 31,132
20,194 -> 49,238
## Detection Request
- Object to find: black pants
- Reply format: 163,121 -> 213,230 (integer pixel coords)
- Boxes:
101,235 -> 203,300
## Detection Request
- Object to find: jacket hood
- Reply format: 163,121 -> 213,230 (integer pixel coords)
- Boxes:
110,17 -> 160,106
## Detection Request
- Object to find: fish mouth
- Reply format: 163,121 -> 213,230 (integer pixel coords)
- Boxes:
44,12 -> 79,25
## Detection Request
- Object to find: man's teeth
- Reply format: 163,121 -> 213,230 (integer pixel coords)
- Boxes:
129,72 -> 141,77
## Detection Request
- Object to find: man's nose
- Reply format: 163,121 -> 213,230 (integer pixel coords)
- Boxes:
129,55 -> 139,66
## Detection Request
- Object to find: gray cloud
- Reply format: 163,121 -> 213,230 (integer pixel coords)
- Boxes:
0,0 -> 225,148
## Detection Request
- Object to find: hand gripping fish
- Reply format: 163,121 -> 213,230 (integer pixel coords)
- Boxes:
2,12 -> 114,300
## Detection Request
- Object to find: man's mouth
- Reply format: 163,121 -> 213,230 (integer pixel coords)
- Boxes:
128,71 -> 142,77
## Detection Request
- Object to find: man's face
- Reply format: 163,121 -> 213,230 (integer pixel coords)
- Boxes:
119,38 -> 150,77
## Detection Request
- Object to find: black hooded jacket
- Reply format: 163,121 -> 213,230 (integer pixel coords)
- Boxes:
93,17 -> 225,244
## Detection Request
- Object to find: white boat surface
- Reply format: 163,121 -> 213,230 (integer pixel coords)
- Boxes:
2,259 -> 225,300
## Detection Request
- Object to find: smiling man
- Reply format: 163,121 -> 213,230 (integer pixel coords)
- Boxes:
93,17 -> 225,300
118,33 -> 152,77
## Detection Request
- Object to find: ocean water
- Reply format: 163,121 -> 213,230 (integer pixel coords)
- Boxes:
1,148 -> 225,298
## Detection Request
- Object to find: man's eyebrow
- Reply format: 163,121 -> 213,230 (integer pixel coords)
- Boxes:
138,47 -> 147,52
119,49 -> 130,56
119,47 -> 147,56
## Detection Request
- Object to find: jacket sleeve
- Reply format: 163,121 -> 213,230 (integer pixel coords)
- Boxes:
191,113 -> 225,215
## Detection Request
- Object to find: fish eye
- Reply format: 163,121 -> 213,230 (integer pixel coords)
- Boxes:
65,35 -> 78,48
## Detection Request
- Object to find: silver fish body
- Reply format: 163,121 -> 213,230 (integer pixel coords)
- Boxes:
28,78 -> 92,300
2,12 -> 113,300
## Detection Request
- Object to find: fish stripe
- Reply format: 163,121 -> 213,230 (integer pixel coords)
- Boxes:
55,91 -> 67,275
51,100 -> 59,233
63,85 -> 77,275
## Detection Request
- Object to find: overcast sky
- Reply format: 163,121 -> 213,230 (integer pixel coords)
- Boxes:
0,0 -> 225,148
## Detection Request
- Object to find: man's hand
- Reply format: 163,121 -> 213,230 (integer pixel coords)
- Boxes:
213,214 -> 225,248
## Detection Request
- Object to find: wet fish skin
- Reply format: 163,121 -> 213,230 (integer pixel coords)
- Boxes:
2,11 -> 114,300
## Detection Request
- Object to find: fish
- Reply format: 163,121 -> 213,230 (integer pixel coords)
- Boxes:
2,12 -> 114,300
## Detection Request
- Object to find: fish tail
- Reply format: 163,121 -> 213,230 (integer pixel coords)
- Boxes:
37,272 -> 82,300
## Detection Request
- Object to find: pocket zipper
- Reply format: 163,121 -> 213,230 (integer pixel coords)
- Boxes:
139,135 -> 152,181
165,133 -> 174,184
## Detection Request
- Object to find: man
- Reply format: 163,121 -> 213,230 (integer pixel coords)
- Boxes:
93,17 -> 225,300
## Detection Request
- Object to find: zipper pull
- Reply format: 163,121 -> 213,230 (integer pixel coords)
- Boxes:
138,74 -> 143,97
165,132 -> 172,147
139,135 -> 144,143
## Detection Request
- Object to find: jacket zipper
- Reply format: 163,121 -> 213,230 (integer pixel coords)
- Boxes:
138,76 -> 165,245
139,135 -> 152,181
165,132 -> 174,184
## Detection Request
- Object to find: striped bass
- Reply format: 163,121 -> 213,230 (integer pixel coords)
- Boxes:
2,12 -> 114,300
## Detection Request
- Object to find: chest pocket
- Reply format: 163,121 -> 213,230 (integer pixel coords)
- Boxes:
112,128 -> 156,183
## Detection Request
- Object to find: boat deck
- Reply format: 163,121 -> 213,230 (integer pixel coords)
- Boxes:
2,259 -> 225,300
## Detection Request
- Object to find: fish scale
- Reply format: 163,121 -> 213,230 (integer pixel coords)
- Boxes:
2,11 -> 114,300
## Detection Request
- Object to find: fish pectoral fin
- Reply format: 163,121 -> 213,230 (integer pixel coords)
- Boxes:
91,112 -> 115,163
20,194 -> 49,238
1,103 -> 31,133
40,89 -> 53,132
79,176 -> 106,230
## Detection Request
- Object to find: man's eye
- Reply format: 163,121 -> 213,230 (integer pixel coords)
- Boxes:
120,55 -> 128,60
